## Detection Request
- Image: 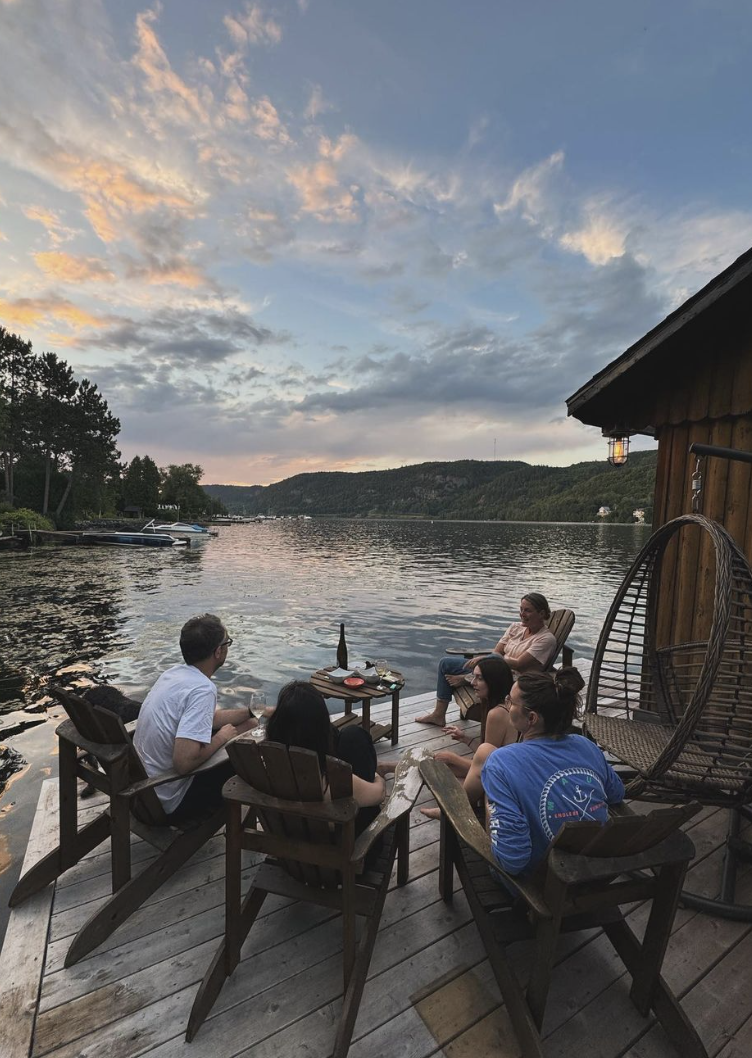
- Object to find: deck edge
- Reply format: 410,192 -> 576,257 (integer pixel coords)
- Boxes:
0,778 -> 59,1058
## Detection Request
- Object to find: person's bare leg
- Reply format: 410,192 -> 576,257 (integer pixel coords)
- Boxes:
422,741 -> 496,818
420,749 -> 472,817
434,749 -> 471,779
416,698 -> 450,726
376,759 -> 398,777
463,742 -> 497,805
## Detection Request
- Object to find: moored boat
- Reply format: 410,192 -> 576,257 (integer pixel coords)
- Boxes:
80,530 -> 188,548
142,519 -> 217,538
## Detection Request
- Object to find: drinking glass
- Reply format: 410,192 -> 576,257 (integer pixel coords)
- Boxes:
375,659 -> 388,687
250,692 -> 267,739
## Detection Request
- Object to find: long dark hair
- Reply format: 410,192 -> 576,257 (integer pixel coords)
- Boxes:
516,667 -> 584,735
265,680 -> 335,773
475,654 -> 513,709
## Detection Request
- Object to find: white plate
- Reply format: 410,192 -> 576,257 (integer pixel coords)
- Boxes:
353,666 -> 379,684
328,667 -> 353,683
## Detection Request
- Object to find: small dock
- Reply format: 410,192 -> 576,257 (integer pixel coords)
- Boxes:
1,690 -> 751,1058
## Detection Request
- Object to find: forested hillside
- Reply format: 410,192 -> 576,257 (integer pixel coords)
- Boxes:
205,450 -> 657,523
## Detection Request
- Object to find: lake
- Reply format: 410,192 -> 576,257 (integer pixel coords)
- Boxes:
0,517 -> 650,941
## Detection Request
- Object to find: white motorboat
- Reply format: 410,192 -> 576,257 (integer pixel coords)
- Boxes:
143,519 -> 218,539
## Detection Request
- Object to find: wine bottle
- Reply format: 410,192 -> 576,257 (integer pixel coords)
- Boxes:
336,622 -> 348,669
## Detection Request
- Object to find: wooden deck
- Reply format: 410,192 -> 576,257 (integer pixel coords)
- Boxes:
2,690 -> 752,1058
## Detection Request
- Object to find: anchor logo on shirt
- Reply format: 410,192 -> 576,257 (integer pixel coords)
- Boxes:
562,784 -> 597,820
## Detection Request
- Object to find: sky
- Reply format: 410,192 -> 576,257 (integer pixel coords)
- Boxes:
1,1 -> 752,485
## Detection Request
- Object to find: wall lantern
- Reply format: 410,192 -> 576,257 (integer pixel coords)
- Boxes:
607,434 -> 630,467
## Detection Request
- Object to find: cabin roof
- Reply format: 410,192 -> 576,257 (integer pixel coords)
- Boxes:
567,245 -> 752,430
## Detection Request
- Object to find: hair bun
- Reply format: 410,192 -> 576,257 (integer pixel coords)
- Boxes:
554,666 -> 585,694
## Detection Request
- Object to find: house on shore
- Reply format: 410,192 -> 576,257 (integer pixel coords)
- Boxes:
567,246 -> 752,649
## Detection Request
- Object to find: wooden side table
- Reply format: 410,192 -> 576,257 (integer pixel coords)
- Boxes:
310,667 -> 404,745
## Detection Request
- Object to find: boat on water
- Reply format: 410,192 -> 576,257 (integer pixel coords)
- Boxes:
80,531 -> 189,548
142,519 -> 217,538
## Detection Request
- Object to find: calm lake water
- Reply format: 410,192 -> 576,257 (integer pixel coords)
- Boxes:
0,518 -> 650,942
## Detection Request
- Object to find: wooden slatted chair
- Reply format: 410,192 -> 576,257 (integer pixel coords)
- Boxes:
420,757 -> 708,1058
8,686 -> 226,966
187,739 -> 427,1055
449,607 -> 576,739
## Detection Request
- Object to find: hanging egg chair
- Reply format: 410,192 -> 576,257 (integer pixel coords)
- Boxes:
583,513 -> 752,807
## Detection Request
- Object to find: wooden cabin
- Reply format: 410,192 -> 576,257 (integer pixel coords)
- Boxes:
567,246 -> 752,650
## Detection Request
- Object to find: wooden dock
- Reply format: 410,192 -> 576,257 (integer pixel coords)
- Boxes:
2,690 -> 752,1058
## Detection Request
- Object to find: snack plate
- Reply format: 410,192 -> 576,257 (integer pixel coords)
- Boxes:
343,676 -> 365,688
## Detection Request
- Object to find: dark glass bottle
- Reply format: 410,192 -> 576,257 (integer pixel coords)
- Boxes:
336,623 -> 348,669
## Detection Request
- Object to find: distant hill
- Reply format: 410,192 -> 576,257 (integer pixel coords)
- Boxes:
204,451 -> 657,523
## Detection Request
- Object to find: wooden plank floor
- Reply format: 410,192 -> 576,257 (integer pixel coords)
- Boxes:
3,690 -> 752,1058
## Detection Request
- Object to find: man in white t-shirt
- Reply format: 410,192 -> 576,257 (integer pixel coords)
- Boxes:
134,613 -> 256,822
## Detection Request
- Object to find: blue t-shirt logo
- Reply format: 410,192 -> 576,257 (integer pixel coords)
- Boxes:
538,767 -> 609,840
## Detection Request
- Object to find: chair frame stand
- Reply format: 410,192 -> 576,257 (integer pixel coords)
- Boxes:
420,758 -> 708,1058
679,804 -> 752,921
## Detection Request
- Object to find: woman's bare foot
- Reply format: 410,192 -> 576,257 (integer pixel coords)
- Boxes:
420,806 -> 441,820
376,760 -> 398,778
416,709 -> 448,726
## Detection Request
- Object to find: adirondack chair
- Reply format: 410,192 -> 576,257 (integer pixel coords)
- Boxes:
8,686 -> 226,966
449,607 -> 576,738
187,739 -> 427,1055
420,758 -> 708,1058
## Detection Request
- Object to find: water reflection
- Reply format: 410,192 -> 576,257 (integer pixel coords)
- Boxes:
1,520 -> 651,707
0,518 -> 651,943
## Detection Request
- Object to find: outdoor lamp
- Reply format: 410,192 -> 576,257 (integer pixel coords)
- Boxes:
607,434 -> 630,467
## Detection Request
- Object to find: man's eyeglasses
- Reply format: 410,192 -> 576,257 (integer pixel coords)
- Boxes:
219,637 -> 233,649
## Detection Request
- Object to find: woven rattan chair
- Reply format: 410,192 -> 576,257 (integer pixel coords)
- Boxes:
583,513 -> 752,919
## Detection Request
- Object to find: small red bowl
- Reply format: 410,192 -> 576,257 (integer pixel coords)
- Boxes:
343,677 -> 365,688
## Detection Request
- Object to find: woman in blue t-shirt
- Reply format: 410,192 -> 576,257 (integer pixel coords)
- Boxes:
477,668 -> 625,878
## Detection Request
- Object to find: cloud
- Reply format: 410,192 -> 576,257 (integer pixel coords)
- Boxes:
33,251 -> 114,282
304,84 -> 334,121
223,3 -> 282,48
250,97 -> 292,145
81,304 -> 286,367
495,150 -> 565,230
0,295 -> 105,332
133,8 -> 210,126
22,205 -> 78,245
286,134 -> 359,222
287,161 -> 358,222
560,204 -> 627,265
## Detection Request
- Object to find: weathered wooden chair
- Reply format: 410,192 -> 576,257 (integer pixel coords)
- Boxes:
186,739 -> 427,1055
449,607 -> 576,739
583,514 -> 752,918
420,757 -> 707,1058
8,686 -> 226,966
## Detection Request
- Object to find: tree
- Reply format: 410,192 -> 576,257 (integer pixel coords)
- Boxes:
55,379 -> 121,519
28,352 -> 77,515
122,454 -> 162,512
160,463 -> 212,517
0,328 -> 36,505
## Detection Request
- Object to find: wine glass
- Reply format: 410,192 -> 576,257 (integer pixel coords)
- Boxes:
249,692 -> 267,739
375,659 -> 388,688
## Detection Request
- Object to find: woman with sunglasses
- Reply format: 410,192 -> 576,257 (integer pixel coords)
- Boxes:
477,668 -> 623,878
417,592 -> 557,728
